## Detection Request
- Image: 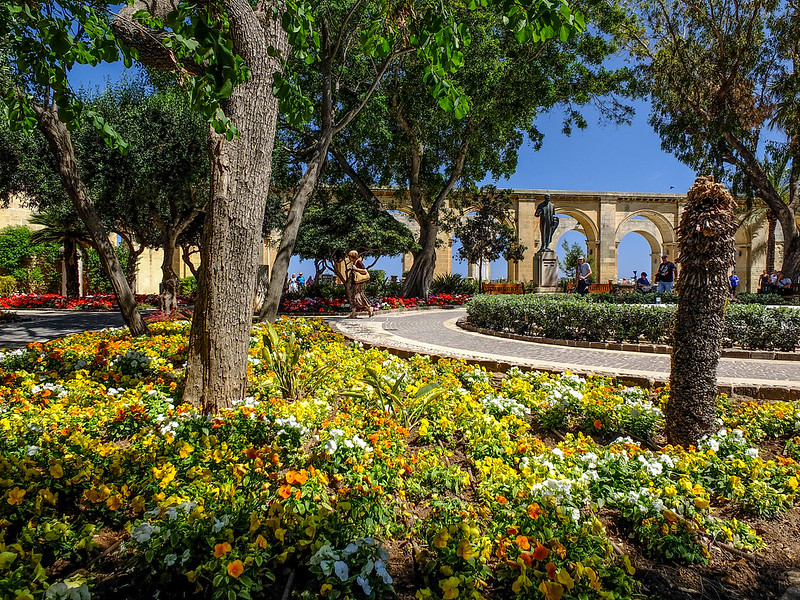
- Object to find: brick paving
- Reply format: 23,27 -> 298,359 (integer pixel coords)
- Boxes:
328,309 -> 800,397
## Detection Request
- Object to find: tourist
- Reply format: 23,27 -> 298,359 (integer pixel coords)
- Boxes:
575,256 -> 592,295
655,254 -> 677,293
289,273 -> 299,293
345,250 -> 373,318
297,272 -> 305,287
305,275 -> 314,287
758,269 -> 771,294
729,270 -> 740,296
776,271 -> 793,296
635,272 -> 652,293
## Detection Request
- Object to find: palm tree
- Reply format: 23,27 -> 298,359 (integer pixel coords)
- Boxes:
666,176 -> 737,447
30,206 -> 92,298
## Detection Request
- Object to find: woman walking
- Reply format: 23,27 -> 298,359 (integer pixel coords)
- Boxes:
346,250 -> 373,318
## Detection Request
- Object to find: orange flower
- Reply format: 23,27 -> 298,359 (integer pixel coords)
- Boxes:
520,552 -> 533,567
278,484 -> 293,499
593,419 -> 602,429
527,503 -> 542,520
545,561 -> 558,580
515,535 -> 530,550
214,542 -> 232,557
533,544 -> 550,561
286,470 -> 308,485
227,560 -> 244,578
497,495 -> 507,505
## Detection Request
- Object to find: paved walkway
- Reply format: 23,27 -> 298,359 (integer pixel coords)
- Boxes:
0,310 -> 126,348
2,308 -> 797,398
327,309 -> 800,397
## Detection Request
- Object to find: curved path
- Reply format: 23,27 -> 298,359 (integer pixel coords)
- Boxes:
327,308 -> 800,398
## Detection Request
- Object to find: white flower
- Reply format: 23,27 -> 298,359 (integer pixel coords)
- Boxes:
132,523 -> 158,543
745,447 -> 759,458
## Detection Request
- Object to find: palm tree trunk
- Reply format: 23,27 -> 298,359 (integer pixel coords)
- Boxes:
665,176 -> 737,447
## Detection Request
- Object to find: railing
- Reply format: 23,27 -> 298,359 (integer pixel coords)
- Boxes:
481,283 -> 525,295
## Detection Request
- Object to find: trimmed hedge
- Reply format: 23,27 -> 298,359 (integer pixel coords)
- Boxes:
466,294 -> 800,351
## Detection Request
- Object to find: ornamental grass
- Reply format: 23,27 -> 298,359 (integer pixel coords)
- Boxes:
0,318 -> 798,599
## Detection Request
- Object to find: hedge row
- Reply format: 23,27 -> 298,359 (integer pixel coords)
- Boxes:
466,294 -> 800,351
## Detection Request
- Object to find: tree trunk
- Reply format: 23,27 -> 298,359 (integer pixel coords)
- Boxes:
259,134 -> 332,322
63,239 -> 80,298
666,176 -> 737,447
402,222 -> 438,298
183,3 -> 288,411
35,106 -> 148,336
159,233 -> 179,314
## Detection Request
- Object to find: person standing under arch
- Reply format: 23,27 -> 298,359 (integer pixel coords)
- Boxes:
655,254 -> 677,293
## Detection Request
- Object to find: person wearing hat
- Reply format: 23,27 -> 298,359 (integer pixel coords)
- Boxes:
345,250 -> 373,318
655,254 -> 677,293
297,272 -> 305,287
635,271 -> 652,293
575,256 -> 592,295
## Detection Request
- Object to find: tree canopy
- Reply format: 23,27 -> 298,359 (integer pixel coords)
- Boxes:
630,0 -> 800,277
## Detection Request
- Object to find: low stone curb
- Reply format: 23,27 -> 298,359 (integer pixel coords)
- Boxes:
457,318 -> 800,362
328,315 -> 800,401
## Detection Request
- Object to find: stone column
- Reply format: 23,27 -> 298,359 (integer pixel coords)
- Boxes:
516,197 -> 538,282
598,197 -> 617,284
434,234 -> 453,278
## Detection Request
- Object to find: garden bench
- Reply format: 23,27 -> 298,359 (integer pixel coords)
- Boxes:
565,282 -> 613,294
482,283 -> 525,294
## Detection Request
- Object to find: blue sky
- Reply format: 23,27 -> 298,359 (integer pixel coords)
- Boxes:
71,65 -> 698,282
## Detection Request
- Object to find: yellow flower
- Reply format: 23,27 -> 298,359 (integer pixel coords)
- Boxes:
49,462 -> 64,479
7,487 -> 25,505
433,528 -> 451,548
106,495 -> 123,510
439,576 -> 460,600
456,539 -> 473,560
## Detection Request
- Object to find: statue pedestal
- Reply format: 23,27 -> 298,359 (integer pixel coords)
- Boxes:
531,249 -> 559,293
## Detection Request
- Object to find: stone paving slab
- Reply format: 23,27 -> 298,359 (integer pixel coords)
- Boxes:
327,309 -> 800,398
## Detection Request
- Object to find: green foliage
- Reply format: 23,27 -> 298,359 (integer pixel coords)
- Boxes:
453,186 -> 525,279
295,187 -> 417,271
467,294 -> 800,350
180,276 -> 198,297
0,1 -> 132,149
559,239 -> 592,279
342,367 -> 447,429
84,245 -> 133,295
260,323 -> 333,401
0,275 -> 16,296
430,273 -> 478,295
0,225 -> 60,293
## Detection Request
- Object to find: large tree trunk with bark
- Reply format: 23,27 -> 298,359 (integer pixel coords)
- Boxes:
403,222 -> 439,298
35,106 -> 149,336
666,176 -> 737,447
183,3 -> 288,411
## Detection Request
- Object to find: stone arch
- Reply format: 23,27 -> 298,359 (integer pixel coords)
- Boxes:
615,210 -> 676,250
551,208 -> 600,248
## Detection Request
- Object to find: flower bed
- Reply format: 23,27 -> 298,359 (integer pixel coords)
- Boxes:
467,294 -> 800,351
0,318 -> 798,599
279,294 -> 471,314
0,293 -> 192,310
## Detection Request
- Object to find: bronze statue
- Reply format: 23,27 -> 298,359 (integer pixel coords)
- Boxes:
535,194 -> 558,250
